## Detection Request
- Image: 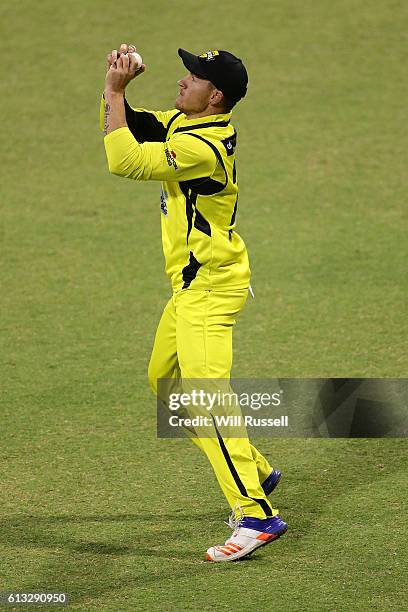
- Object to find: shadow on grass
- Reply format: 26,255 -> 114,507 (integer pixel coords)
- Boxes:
0,511 -> 216,604
0,510 -> 214,550
1,444 -> 404,605
0,510 -> 224,559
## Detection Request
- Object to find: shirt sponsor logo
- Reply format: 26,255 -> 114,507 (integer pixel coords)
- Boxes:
221,132 -> 237,156
165,147 -> 178,169
199,50 -> 219,61
160,187 -> 168,216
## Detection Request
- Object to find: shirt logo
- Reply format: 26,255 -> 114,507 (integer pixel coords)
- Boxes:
199,50 -> 219,61
165,147 -> 178,169
221,131 -> 237,156
160,187 -> 168,216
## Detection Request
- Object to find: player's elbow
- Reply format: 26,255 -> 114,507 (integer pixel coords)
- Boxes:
105,143 -> 148,180
104,147 -> 124,176
108,158 -> 147,180
107,158 -> 126,177
106,152 -> 132,178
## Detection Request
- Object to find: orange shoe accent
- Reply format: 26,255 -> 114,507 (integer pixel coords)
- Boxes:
256,532 -> 278,541
205,552 -> 213,561
217,546 -> 233,555
225,542 -> 242,551
224,545 -> 239,553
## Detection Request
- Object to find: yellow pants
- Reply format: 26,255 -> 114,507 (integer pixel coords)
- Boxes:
148,288 -> 278,519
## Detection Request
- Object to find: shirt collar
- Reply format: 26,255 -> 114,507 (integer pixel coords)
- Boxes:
178,111 -> 232,127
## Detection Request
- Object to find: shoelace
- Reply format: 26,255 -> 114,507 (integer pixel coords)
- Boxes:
224,503 -> 244,530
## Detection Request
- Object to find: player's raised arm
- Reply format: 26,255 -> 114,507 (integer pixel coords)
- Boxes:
103,46 -> 145,136
100,43 -> 179,142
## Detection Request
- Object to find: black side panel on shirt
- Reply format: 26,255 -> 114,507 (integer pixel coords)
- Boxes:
194,208 -> 211,236
180,175 -> 225,196
180,182 -> 211,241
182,252 -> 202,288
180,183 -> 197,244
180,133 -> 229,195
124,99 -> 172,142
228,195 -> 238,240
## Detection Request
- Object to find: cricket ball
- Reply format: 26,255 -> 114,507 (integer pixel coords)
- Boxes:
122,51 -> 143,69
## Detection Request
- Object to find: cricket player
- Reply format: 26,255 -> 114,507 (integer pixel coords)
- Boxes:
101,43 -> 287,561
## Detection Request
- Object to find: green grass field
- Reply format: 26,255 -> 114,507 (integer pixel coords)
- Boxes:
1,0 -> 407,609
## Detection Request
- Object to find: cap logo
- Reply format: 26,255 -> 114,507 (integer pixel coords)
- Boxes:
199,50 -> 219,61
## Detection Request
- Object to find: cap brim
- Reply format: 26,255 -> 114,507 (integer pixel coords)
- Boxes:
178,48 -> 207,79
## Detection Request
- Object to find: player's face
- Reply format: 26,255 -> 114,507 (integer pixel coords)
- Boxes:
175,72 -> 215,115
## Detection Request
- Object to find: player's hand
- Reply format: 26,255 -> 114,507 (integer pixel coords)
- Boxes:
106,43 -> 129,72
106,43 -> 146,77
105,43 -> 146,95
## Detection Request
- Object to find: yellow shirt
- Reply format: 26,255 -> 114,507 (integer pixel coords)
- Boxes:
101,97 -> 250,291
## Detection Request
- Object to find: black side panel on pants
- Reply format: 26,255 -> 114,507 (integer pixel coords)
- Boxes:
213,417 -> 273,517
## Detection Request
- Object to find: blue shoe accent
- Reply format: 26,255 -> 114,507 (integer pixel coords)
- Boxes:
241,514 -> 288,536
261,468 -> 282,496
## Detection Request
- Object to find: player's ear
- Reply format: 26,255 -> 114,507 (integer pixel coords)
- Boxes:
210,87 -> 224,107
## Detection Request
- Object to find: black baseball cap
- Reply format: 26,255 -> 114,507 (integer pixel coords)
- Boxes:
178,48 -> 248,104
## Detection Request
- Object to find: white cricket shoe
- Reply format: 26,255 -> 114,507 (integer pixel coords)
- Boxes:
205,513 -> 288,562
